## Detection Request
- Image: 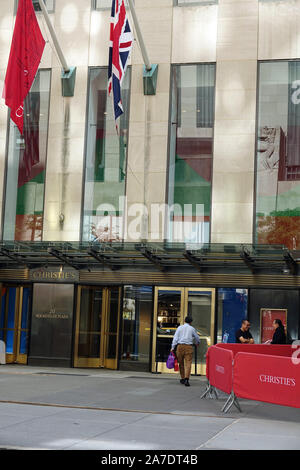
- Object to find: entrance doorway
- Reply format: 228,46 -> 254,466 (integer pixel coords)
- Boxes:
0,285 -> 31,364
74,286 -> 121,369
152,287 -> 215,375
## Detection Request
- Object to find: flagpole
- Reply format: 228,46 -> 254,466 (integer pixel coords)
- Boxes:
127,0 -> 152,71
38,0 -> 69,73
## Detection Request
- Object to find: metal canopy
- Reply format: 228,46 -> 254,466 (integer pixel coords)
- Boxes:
0,241 -> 298,275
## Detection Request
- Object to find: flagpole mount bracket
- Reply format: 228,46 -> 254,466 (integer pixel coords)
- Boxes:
61,67 -> 77,97
143,64 -> 158,96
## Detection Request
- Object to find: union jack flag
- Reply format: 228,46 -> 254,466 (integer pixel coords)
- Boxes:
108,0 -> 133,131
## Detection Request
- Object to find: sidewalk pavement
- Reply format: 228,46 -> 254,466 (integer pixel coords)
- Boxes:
0,364 -> 300,450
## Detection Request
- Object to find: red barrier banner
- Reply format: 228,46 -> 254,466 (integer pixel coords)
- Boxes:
206,347 -> 210,380
234,352 -> 300,408
216,343 -> 292,358
207,345 -> 233,394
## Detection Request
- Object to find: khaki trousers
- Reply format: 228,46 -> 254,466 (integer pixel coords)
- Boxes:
176,344 -> 193,379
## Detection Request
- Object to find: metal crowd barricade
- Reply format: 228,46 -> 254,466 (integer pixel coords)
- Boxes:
202,343 -> 298,413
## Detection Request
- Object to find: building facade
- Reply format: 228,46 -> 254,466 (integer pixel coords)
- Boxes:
0,0 -> 300,372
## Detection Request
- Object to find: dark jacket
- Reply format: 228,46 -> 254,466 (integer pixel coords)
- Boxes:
271,327 -> 286,345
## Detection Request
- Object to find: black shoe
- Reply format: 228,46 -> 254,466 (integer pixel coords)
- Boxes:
184,378 -> 190,387
180,379 -> 185,384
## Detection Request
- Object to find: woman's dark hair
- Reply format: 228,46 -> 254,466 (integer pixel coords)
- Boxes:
274,319 -> 284,329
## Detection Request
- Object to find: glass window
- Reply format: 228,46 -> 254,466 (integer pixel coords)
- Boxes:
14,0 -> 55,14
92,0 -> 113,10
217,288 -> 248,343
168,64 -> 215,244
92,0 -> 134,9
120,286 -> 153,370
255,61 -> 300,250
3,70 -> 51,241
82,67 -> 131,242
175,0 -> 218,5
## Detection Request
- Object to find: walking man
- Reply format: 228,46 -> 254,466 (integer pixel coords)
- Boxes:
171,316 -> 200,387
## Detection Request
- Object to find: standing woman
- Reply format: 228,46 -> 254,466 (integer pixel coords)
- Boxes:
271,319 -> 287,344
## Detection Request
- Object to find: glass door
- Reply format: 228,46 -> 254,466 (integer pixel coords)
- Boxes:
0,285 -> 31,364
102,287 -> 121,369
152,286 -> 215,374
184,288 -> 215,375
74,286 -> 121,369
152,287 -> 185,373
120,286 -> 153,371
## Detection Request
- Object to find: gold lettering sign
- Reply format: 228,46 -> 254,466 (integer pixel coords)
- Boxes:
35,313 -> 69,320
30,268 -> 78,282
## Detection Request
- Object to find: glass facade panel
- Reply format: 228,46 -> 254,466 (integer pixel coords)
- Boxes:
217,288 -> 248,343
14,0 -> 55,14
121,286 -> 152,367
256,61 -> 300,250
3,70 -> 51,241
168,64 -> 215,244
82,67 -> 131,242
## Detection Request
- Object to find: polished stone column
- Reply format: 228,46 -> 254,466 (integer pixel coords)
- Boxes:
125,0 -> 173,242
211,0 -> 259,244
43,0 -> 91,241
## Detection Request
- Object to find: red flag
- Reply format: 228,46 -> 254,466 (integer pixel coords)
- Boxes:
3,0 -> 45,135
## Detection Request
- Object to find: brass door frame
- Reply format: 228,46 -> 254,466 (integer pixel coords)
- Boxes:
152,286 -> 216,374
184,287 -> 215,343
102,287 -> 121,369
15,287 -> 28,364
74,286 -> 121,369
4,286 -> 19,364
1,286 -> 29,364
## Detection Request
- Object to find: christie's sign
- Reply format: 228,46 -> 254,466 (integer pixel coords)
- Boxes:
215,365 -> 225,374
30,268 -> 79,283
259,374 -> 296,387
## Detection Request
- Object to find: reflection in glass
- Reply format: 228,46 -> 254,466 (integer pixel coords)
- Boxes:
3,70 -> 51,241
0,287 -> 31,357
121,286 -> 152,368
187,290 -> 212,369
105,288 -> 119,360
168,64 -> 215,244
217,288 -> 248,344
156,289 -> 182,363
82,67 -> 131,242
78,288 -> 102,358
256,61 -> 300,249
19,287 -> 30,354
5,288 -> 16,354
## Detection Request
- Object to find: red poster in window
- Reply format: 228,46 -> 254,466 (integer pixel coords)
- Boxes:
260,309 -> 287,343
